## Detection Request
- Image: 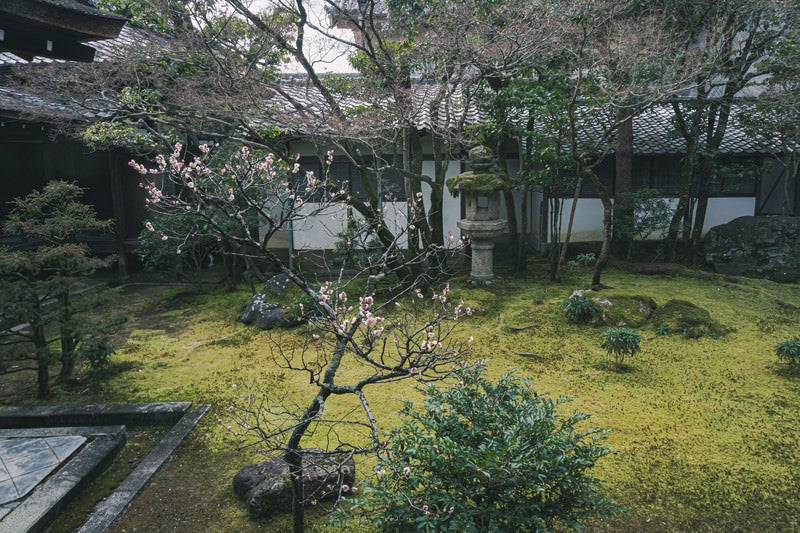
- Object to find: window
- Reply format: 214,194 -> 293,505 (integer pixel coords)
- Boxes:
632,155 -> 759,197
303,156 -> 406,201
710,157 -> 759,196
633,157 -> 682,195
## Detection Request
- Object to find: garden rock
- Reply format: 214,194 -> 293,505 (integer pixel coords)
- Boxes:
570,290 -> 656,327
233,450 -> 356,518
263,273 -> 291,296
704,215 -> 800,282
600,295 -> 657,327
239,294 -> 299,330
649,299 -> 723,338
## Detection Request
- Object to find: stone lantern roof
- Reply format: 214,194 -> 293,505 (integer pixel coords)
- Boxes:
446,145 -> 511,196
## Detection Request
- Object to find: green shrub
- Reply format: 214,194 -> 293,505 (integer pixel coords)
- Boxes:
137,211 -> 222,275
775,338 -> 800,365
563,293 -> 601,324
648,299 -> 726,339
601,327 -> 642,367
82,336 -> 117,372
338,366 -> 618,531
331,216 -> 383,273
567,252 -> 596,268
613,189 -> 673,259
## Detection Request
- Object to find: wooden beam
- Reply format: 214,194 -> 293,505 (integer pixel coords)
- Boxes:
0,1 -> 126,41
0,27 -> 96,62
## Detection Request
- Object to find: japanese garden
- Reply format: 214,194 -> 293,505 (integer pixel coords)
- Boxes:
0,0 -> 799,532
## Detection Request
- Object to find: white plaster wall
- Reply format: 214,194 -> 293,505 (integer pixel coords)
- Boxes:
266,202 -> 349,250
702,197 -> 755,232
549,196 -> 756,243
421,160 -> 462,245
555,198 -> 607,242
268,160 -> 463,250
378,201 -> 409,249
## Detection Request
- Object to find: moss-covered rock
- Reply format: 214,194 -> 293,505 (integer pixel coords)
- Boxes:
597,295 -> 657,328
564,290 -> 656,327
649,299 -> 724,338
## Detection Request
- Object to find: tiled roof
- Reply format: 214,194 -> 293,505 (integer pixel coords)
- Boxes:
0,85 -> 108,120
0,39 -> 773,156
631,103 -> 766,155
0,25 -> 169,66
0,24 -> 172,120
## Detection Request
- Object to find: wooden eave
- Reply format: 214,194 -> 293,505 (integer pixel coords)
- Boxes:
0,0 -> 126,62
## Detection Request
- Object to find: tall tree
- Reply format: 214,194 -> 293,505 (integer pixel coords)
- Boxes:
663,0 -> 799,261
739,26 -> 800,217
557,0 -> 697,287
0,182 -> 120,398
131,143 -> 470,533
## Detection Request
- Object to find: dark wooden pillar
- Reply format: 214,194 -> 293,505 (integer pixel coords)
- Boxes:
108,151 -> 129,279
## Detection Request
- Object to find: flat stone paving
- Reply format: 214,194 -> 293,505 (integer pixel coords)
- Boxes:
0,402 -> 207,533
0,435 -> 86,519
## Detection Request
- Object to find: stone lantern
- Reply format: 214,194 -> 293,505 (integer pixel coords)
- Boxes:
447,146 -> 509,283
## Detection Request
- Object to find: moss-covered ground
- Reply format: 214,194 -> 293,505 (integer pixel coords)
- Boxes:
3,263 -> 800,532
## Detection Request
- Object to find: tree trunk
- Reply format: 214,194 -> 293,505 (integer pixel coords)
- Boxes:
286,331 -> 348,533
495,143 -> 519,273
558,175 -> 584,273
612,115 -> 633,255
549,193 -> 562,282
665,96 -> 703,262
689,154 -> 713,264
287,392 -> 327,533
786,156 -> 798,216
429,134 -> 447,249
586,169 -> 613,289
58,291 -> 77,383
691,98 -> 733,255
34,327 -> 50,399
503,188 -> 519,273
516,184 -> 529,273
665,160 -> 693,262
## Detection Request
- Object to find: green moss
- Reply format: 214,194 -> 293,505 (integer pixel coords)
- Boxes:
448,286 -> 498,315
445,172 -> 510,195
5,267 -> 800,532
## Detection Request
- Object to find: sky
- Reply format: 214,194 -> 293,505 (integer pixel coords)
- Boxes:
247,0 -> 356,74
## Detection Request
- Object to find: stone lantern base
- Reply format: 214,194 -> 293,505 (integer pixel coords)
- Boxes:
458,218 -> 507,283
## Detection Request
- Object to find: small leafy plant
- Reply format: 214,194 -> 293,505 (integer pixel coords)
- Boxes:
601,327 -> 642,368
775,338 -> 800,366
563,293 -> 601,324
655,323 -> 670,336
567,252 -> 597,268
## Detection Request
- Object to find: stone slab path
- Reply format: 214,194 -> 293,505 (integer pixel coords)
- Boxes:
0,436 -> 86,519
